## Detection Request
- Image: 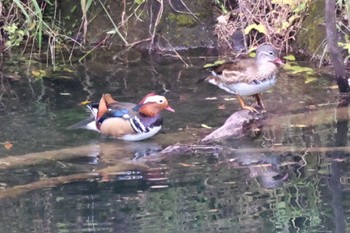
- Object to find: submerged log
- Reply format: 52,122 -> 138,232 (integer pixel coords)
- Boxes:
0,163 -> 149,200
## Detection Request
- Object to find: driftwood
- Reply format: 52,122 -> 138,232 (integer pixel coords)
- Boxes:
201,108 -> 265,142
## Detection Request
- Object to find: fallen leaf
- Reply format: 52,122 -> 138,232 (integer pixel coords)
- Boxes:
178,163 -> 193,167
203,60 -> 226,68
288,15 -> 300,23
217,104 -> 226,110
290,124 -> 307,128
201,124 -> 212,129
248,52 -> 256,58
244,23 -> 267,35
281,21 -> 290,30
62,67 -> 75,72
283,54 -> 296,61
208,209 -> 219,213
328,85 -> 338,89
217,14 -> 230,24
31,69 -> 47,78
150,185 -> 169,189
80,100 -> 91,105
3,141 -> 13,150
284,63 -> 315,75
305,77 -> 317,84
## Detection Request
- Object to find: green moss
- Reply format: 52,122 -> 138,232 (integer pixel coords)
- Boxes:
295,0 -> 326,56
168,13 -> 196,27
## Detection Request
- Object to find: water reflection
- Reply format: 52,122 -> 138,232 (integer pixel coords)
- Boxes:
0,53 -> 349,232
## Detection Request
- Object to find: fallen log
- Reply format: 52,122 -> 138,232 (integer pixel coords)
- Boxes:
0,104 -> 343,169
201,108 -> 265,142
0,128 -> 207,169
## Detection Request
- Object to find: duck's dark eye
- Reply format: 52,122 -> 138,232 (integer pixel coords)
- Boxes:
269,51 -> 274,56
159,99 -> 163,103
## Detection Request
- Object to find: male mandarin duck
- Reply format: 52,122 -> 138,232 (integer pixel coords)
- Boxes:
205,44 -> 284,112
70,93 -> 175,141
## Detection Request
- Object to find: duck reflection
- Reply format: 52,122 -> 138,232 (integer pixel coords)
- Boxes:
233,153 -> 289,189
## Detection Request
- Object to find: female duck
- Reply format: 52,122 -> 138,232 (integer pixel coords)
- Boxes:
205,44 -> 284,112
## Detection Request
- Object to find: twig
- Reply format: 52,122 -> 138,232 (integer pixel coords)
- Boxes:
168,0 -> 200,21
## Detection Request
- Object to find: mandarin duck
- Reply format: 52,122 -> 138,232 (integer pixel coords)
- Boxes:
69,93 -> 175,141
205,44 -> 284,112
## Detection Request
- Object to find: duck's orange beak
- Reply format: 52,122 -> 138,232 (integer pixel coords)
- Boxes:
165,105 -> 175,112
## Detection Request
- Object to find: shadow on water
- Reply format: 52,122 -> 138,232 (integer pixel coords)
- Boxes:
0,51 -> 349,232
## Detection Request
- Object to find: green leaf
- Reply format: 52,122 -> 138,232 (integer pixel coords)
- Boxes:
244,23 -> 267,35
284,63 -> 315,75
70,5 -> 77,13
248,52 -> 256,58
135,0 -> 145,4
293,2 -> 307,13
86,0 -> 93,11
203,60 -> 226,68
305,77 -> 317,84
283,55 -> 296,61
281,21 -> 290,30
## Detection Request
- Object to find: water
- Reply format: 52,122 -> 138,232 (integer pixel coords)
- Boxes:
0,51 -> 349,232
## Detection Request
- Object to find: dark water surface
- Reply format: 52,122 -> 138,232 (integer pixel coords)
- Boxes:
0,51 -> 349,233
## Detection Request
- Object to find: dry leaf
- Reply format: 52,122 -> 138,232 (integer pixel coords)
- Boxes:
31,69 -> 47,78
217,104 -> 226,110
290,124 -> 307,128
217,14 -> 230,24
244,23 -> 267,35
201,124 -> 212,129
328,85 -> 338,89
60,92 -> 71,96
305,77 -> 317,84
178,163 -> 193,167
3,141 -> 13,150
80,100 -> 91,105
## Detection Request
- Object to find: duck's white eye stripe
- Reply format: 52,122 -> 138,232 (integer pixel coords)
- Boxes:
144,95 -> 164,103
259,51 -> 272,56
